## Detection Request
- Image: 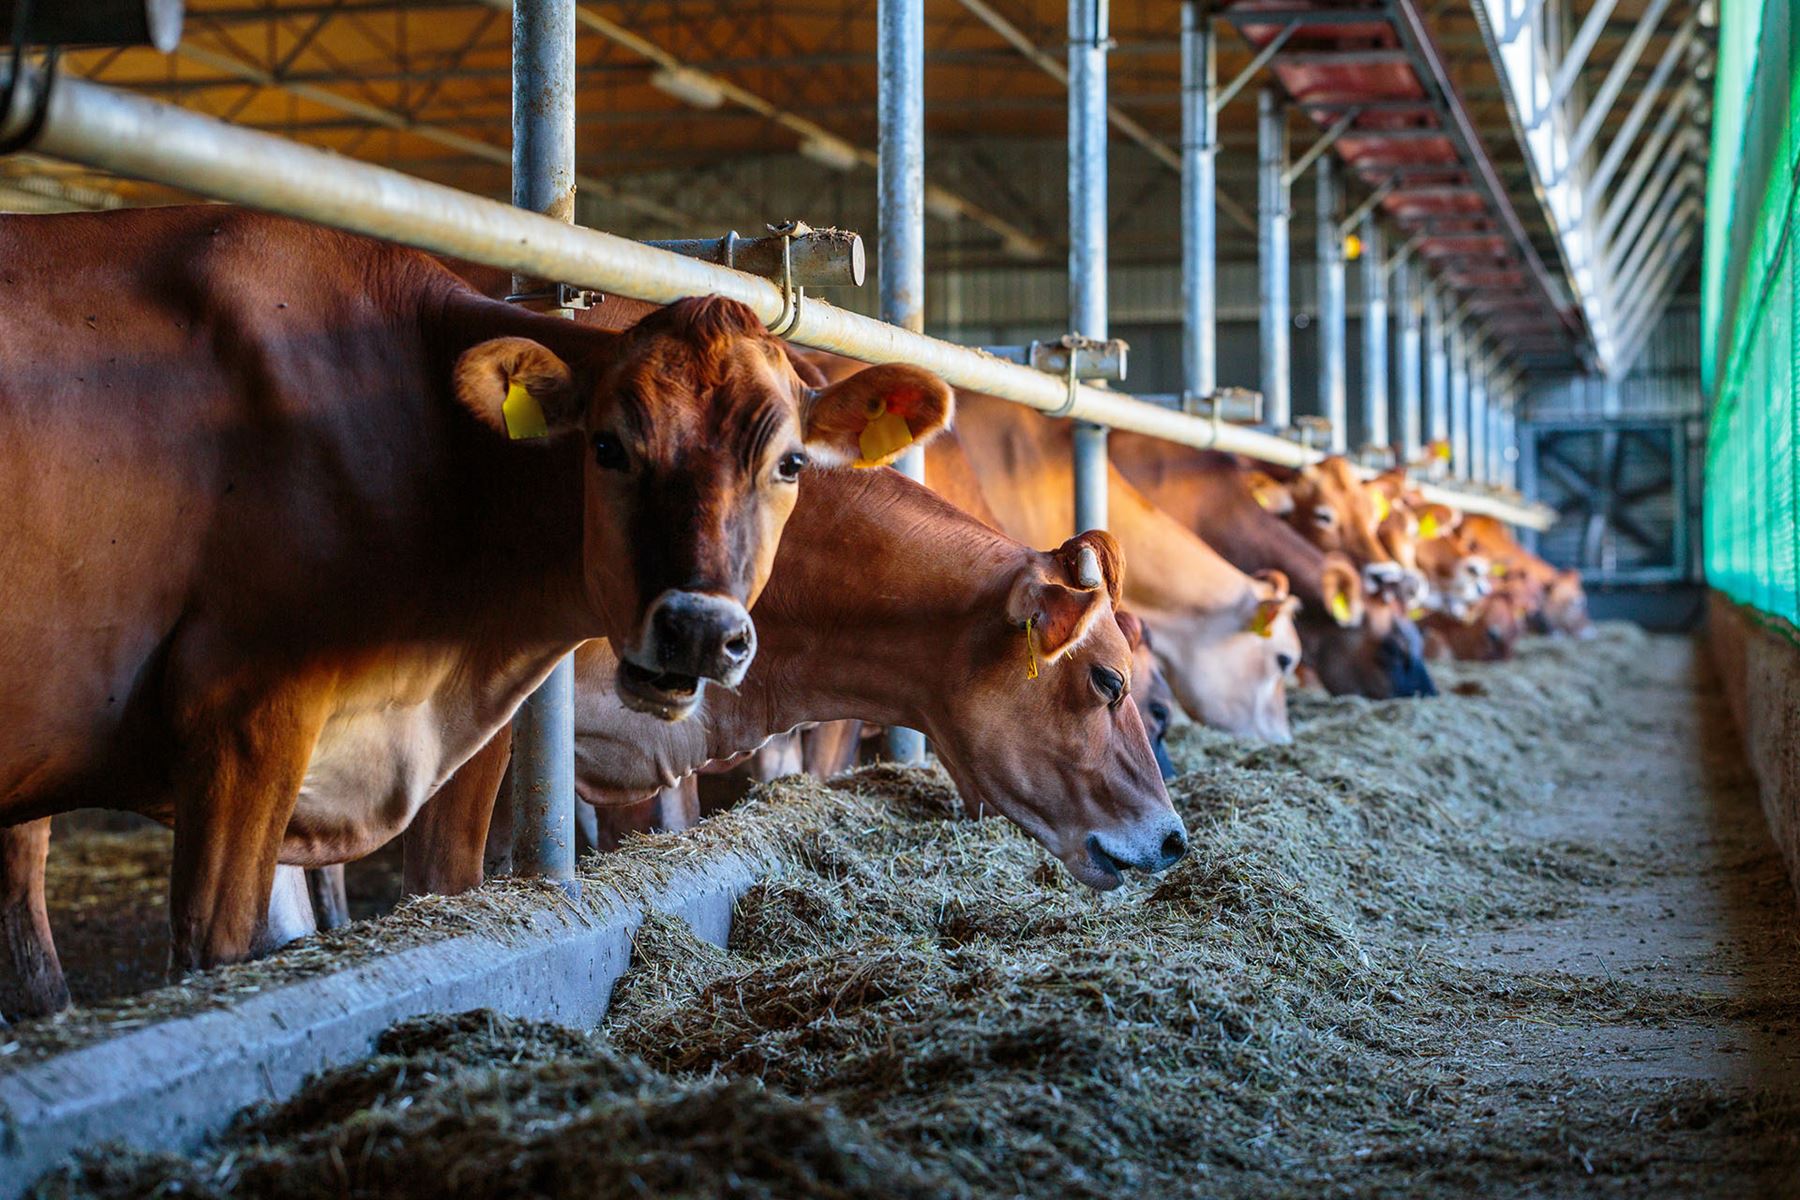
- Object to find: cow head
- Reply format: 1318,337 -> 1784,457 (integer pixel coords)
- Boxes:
1544,569 -> 1595,639
454,297 -> 951,719
1300,553 -> 1436,700
925,531 -> 1186,891
1116,609 -> 1180,780
1425,589 -> 1523,661
1287,457 -> 1394,568
1143,569 -> 1300,744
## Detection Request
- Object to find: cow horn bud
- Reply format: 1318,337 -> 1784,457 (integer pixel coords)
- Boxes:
1075,545 -> 1102,589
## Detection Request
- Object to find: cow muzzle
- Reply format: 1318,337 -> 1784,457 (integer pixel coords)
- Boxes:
617,590 -> 757,720
1071,817 -> 1189,890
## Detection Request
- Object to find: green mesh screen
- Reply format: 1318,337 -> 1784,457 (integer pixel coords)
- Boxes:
1704,0 -> 1800,622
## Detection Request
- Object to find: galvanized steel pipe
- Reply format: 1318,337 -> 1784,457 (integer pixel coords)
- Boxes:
879,0 -> 927,764
508,0 -> 578,887
1395,255 -> 1422,460
1316,154 -> 1347,451
1069,0 -> 1110,533
1359,214 -> 1388,451
1180,0 -> 1217,410
1258,87 -> 1291,429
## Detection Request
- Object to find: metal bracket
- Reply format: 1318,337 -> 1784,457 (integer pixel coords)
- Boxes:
764,220 -> 807,338
1292,415 -> 1333,450
647,220 -> 866,289
984,335 -> 1129,384
1180,385 -> 1263,425
503,281 -> 602,310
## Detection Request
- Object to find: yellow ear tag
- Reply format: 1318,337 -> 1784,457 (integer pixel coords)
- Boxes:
1024,616 -> 1040,681
1417,512 -> 1439,540
1434,442 -> 1453,461
1408,606 -> 1427,621
1253,490 -> 1272,510
1249,603 -> 1276,638
1492,562 -> 1508,577
503,380 -> 549,440
1373,492 -> 1391,522
1329,592 -> 1352,624
855,399 -> 915,467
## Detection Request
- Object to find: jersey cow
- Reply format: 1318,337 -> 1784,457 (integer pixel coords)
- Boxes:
1107,435 -> 1436,699
404,465 -> 1186,894
0,206 -> 948,1013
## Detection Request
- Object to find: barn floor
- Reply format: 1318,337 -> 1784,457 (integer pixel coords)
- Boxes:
21,628 -> 1800,1198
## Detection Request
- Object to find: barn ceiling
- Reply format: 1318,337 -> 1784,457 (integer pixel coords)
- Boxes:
0,0 -> 1709,373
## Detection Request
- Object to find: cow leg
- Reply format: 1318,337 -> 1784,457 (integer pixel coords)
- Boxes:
256,865 -> 318,954
0,819 -> 69,1019
803,720 -> 865,778
572,800 -> 599,856
306,865 -> 351,931
402,726 -> 511,898
653,777 -> 701,834
168,687 -> 328,974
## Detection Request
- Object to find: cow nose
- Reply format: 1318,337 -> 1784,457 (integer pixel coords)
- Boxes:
642,591 -> 758,685
1089,815 -> 1187,877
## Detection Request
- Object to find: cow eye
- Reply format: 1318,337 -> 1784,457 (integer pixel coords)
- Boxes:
775,450 -> 809,482
1147,700 -> 1171,731
591,432 -> 629,472
1276,652 -> 1296,673
1313,507 -> 1337,528
1090,665 -> 1126,708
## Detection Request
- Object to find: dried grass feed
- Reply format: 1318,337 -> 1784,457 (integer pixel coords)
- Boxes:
25,628 -> 1800,1199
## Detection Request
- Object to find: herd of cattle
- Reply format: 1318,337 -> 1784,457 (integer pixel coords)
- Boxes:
0,207 -> 1592,1022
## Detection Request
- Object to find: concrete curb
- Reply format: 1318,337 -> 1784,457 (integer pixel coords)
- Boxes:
0,853 -> 766,1198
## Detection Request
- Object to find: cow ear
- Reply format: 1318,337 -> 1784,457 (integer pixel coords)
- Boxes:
1252,568 -> 1290,604
1414,503 -> 1460,541
1244,470 -> 1295,515
454,337 -> 581,439
801,364 -> 953,468
1006,559 -> 1108,666
1320,553 -> 1365,627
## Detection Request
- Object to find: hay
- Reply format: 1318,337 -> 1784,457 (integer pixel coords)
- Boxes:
26,626 -> 1800,1198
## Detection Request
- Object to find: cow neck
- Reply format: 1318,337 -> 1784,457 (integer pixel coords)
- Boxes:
700,468 -> 1026,755
1196,482 -> 1333,621
428,285 -> 619,645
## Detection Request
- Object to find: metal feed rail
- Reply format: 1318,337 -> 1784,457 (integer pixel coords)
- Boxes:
0,63 -> 1550,530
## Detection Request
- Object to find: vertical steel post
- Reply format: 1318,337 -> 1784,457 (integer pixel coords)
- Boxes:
1487,393 -> 1504,484
1070,0 -> 1109,532
1359,214 -> 1388,451
508,0 -> 577,886
880,0 -> 928,765
1449,322 -> 1470,478
1468,353 -> 1487,484
1396,254 -> 1422,460
1316,154 -> 1347,449
1498,391 -> 1512,486
1258,87 -> 1290,428
1181,1 -> 1216,411
1425,285 -> 1449,451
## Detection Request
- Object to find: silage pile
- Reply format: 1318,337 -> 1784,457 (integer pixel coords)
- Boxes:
34,628 -> 1800,1199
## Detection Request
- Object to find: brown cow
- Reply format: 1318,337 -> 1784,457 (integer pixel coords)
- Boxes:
405,465 -> 1185,893
1107,435 -> 1437,699
0,207 -> 947,1015
1459,515 -> 1595,639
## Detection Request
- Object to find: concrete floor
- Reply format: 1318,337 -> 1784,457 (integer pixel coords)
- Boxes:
1442,636 -> 1800,1093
